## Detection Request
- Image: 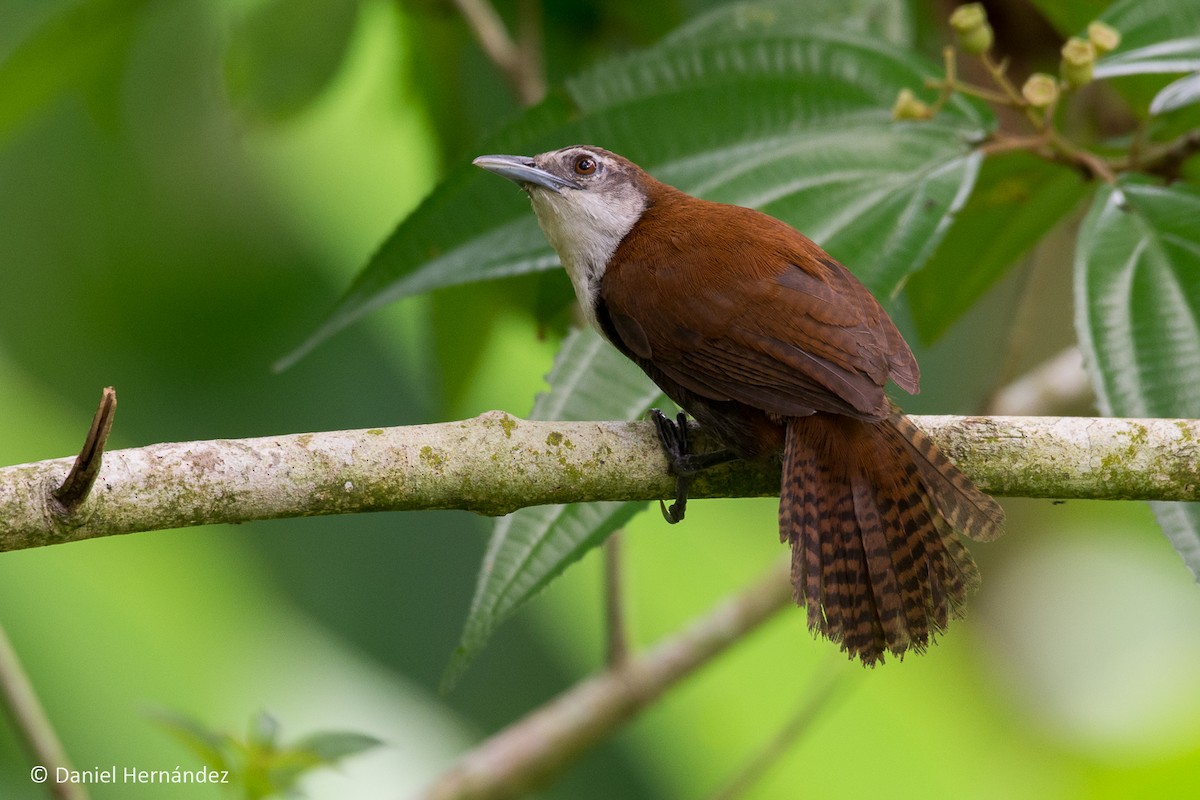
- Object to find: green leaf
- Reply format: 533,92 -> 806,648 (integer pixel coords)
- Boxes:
248,709 -> 281,750
224,0 -> 360,123
443,500 -> 645,691
276,25 -> 991,368
254,726 -> 379,796
150,709 -> 235,773
151,709 -> 379,797
529,327 -> 664,422
0,0 -> 151,141
1026,0 -> 1110,37
908,153 -> 1091,343
1151,71 -> 1200,115
683,123 -> 983,295
442,328 -> 664,690
1095,0 -> 1200,72
1089,0 -> 1200,114
663,0 -> 916,48
1148,503 -> 1200,584
1074,177 -> 1200,577
1094,37 -> 1200,80
291,730 -> 382,764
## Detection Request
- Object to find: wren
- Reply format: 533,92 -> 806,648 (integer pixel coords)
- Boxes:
475,146 -> 1004,664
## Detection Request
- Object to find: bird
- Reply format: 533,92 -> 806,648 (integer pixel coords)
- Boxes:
474,145 -> 1005,665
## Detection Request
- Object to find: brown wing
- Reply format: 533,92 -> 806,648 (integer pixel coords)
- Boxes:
601,196 -> 918,421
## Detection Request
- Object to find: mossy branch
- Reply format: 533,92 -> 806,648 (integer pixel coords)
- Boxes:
2,413 -> 1198,553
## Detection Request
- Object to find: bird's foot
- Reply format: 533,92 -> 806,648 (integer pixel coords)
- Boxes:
649,409 -> 737,524
651,409 -> 693,523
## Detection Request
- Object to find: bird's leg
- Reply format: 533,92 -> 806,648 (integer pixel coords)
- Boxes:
650,409 -> 738,524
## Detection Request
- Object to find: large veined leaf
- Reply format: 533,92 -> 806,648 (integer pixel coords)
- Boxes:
442,329 -> 666,689
1094,0 -> 1200,79
276,21 -> 991,368
663,0 -> 916,48
650,123 -> 983,295
1094,37 -> 1200,81
1005,2 -> 1200,129
1075,177 -> 1200,578
908,153 -> 1090,343
442,502 -> 643,691
1091,0 -> 1200,116
528,328 -> 665,424
1150,71 -> 1200,116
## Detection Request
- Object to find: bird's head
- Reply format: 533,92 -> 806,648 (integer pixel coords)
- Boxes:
473,146 -> 651,291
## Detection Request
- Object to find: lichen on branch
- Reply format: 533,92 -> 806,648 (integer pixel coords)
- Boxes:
1,413 -> 1198,553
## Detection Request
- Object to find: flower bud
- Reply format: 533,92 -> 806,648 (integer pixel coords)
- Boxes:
1021,73 -> 1060,108
1060,37 -> 1096,88
950,4 -> 994,56
891,88 -> 932,120
1087,21 -> 1121,56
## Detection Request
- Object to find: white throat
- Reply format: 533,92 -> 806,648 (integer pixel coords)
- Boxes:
528,185 -> 647,329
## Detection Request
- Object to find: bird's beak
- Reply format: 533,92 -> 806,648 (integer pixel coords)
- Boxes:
473,154 -> 580,193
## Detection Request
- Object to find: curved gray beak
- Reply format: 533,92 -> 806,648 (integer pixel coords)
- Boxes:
473,154 -> 580,193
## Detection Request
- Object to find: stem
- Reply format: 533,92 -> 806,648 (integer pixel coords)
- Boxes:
706,666 -> 846,800
928,79 -> 1014,107
52,387 -> 117,513
929,47 -> 1024,110
980,53 -> 1034,114
0,623 -> 89,800
977,132 -> 1051,158
515,0 -> 546,105
935,45 -> 1130,179
927,46 -> 958,115
420,562 -> 794,800
451,0 -> 545,106
1111,128 -> 1200,181
1048,129 -> 1117,182
603,532 -> 630,668
979,130 -> 1119,184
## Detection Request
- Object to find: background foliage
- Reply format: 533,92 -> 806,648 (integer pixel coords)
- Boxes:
1,0 -> 1199,798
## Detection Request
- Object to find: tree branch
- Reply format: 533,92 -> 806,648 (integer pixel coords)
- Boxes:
0,623 -> 88,800
450,0 -> 546,106
419,560 -> 794,800
3,412 -> 1199,553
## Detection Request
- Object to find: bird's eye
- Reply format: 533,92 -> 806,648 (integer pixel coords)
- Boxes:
573,156 -> 597,176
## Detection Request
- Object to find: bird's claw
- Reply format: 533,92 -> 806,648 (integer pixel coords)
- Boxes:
651,409 -> 692,524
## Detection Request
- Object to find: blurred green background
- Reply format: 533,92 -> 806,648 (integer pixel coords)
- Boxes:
2,1 -> 1199,798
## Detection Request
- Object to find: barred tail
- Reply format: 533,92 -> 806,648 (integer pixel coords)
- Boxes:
779,412 -> 1004,665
